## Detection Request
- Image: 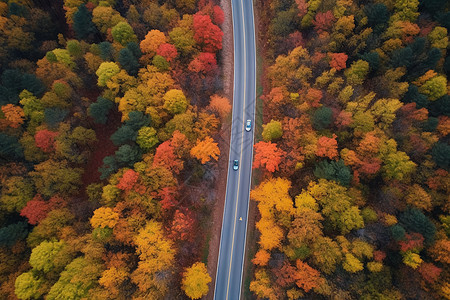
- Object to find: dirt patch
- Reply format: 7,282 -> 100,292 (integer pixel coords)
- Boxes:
204,0 -> 234,298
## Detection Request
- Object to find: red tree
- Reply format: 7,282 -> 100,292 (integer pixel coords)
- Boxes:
418,262 -> 442,284
329,53 -> 348,71
20,194 -> 50,225
188,52 -> 217,74
169,209 -> 195,241
213,5 -> 225,25
158,186 -> 179,211
253,141 -> 285,173
153,141 -> 184,174
295,260 -> 323,292
156,43 -> 178,62
313,11 -> 335,34
35,129 -> 58,153
117,169 -> 139,191
193,14 -> 223,52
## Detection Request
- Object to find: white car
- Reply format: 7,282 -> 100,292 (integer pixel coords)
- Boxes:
233,160 -> 239,170
245,120 -> 252,132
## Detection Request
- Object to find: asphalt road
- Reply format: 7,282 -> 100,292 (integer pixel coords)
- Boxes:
213,0 -> 256,299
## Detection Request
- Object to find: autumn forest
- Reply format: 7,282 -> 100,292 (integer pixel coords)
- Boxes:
0,0 -> 449,299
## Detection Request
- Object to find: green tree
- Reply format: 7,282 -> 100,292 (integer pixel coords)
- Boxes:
0,133 -> 24,160
262,120 -> 283,141
312,106 -> 333,130
345,60 -> 369,85
14,272 -> 44,300
431,142 -> 450,170
119,48 -> 139,76
96,62 -> 120,87
47,257 -> 104,300
0,222 -> 28,247
382,151 -> 416,181
314,160 -> 353,186
110,125 -> 137,146
29,240 -> 69,273
400,208 -> 436,245
115,144 -> 142,166
73,4 -> 96,40
88,97 -> 113,124
163,89 -> 188,114
136,126 -> 159,150
0,176 -> 34,213
111,22 -> 137,46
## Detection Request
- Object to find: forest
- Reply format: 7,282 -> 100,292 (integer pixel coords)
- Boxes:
249,0 -> 449,299
0,0 -> 228,299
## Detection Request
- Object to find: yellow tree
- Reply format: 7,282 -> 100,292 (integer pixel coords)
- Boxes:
190,136 -> 220,164
181,262 -> 211,299
140,30 -> 167,56
250,178 -> 293,217
90,207 -> 119,229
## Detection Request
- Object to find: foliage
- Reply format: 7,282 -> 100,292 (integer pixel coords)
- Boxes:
181,262 -> 211,299
190,137 -> 220,164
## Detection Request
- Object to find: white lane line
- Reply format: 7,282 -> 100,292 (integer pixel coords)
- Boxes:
213,0 -> 238,298
225,0 -> 247,298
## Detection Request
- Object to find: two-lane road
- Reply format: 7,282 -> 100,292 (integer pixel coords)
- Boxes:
214,0 -> 256,299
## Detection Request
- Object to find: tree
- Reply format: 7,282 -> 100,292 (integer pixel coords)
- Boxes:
20,194 -> 50,225
256,217 -> 284,250
152,55 -> 170,71
192,14 -> 223,52
136,127 -> 158,151
0,133 -> 24,160
311,236 -> 342,274
153,141 -> 184,174
140,30 -> 167,56
295,260 -> 323,292
0,222 -> 28,247
29,240 -> 67,273
431,142 -> 450,170
313,11 -> 335,34
252,250 -> 271,266
0,176 -> 34,213
190,137 -> 220,164
262,120 -> 283,141
170,209 -> 195,241
208,94 -> 231,120
188,52 -> 217,74
111,22 -> 137,46
418,75 -> 447,101
88,97 -> 113,124
316,135 -> 338,159
399,208 -> 436,245
111,125 -> 138,146
251,178 -> 293,217
115,144 -> 142,166
181,262 -> 211,299
345,60 -> 369,85
253,141 -> 285,173
34,129 -> 58,153
73,4 -> 96,39
134,220 -> 176,270
163,89 -> 188,114
169,16 -> 197,56
314,160 -> 352,186
329,53 -> 348,71
47,257 -> 104,300
249,269 -> 277,300
14,272 -> 43,300
312,106 -> 333,130
343,253 -> 364,273
96,62 -> 120,87
92,6 -> 125,34
119,48 -> 139,76
288,208 -> 323,248
156,43 -> 178,62
30,159 -> 83,197
90,207 -> 120,230
1,104 -> 24,128
382,151 -> 416,181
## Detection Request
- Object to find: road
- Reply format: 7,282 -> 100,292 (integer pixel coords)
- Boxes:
213,0 -> 256,299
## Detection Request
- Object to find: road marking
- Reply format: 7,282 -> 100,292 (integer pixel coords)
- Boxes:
213,0 -> 240,298
225,0 -> 247,298
237,0 -> 257,298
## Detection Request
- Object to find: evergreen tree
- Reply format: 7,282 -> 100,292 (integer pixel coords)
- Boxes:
73,4 -> 96,40
119,48 -> 139,75
88,97 -> 113,124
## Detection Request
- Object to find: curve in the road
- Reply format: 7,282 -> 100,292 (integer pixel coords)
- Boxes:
213,0 -> 256,299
